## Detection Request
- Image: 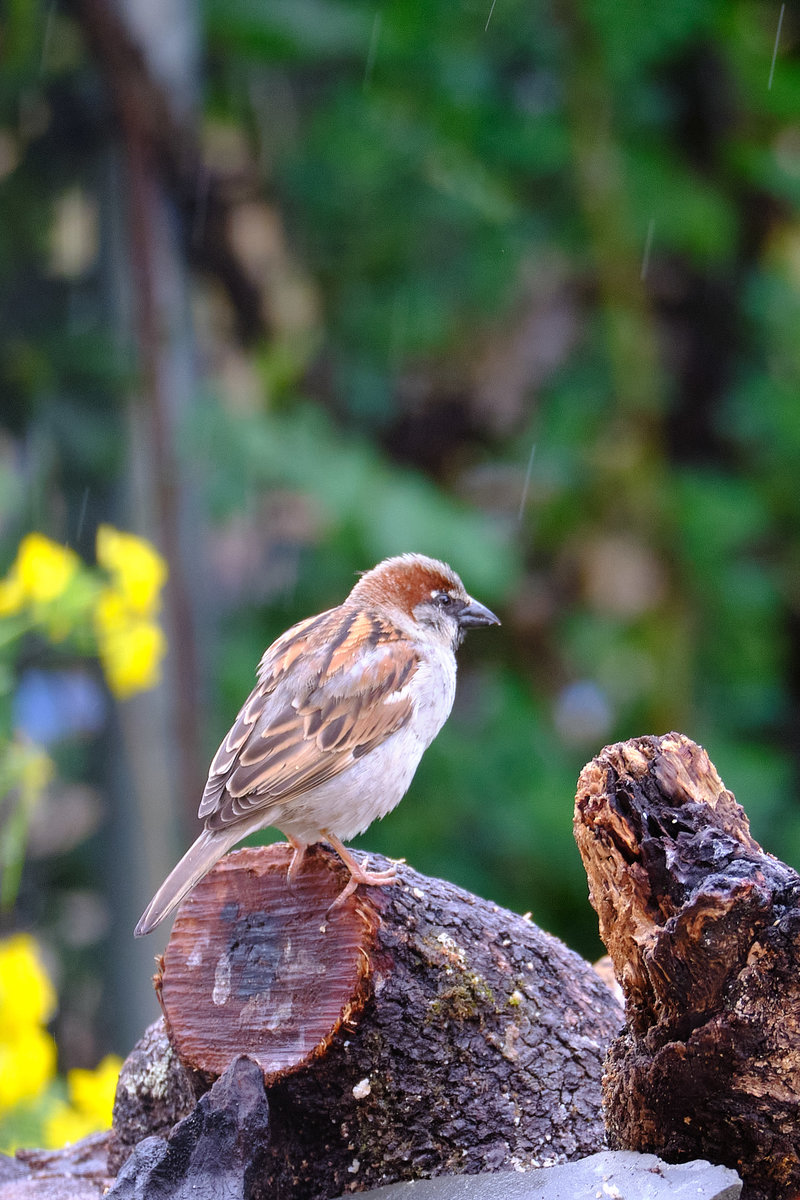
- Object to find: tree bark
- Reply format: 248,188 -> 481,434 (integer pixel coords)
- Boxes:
111,843 -> 622,1199
573,731 -> 800,1200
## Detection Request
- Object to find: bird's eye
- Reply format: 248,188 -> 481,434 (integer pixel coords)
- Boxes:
432,591 -> 453,608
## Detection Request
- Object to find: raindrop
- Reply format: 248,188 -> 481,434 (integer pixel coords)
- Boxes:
517,442 -> 537,524
40,1 -> 57,73
75,485 -> 90,542
485,0 -> 498,33
364,12 -> 382,91
768,4 -> 785,91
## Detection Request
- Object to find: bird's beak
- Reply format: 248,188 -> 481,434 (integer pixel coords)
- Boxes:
458,596 -> 501,629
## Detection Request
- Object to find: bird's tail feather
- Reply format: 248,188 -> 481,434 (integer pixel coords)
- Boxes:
134,827 -> 239,937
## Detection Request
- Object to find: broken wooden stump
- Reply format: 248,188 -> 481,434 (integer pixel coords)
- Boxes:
574,732 -> 800,1200
111,844 -> 622,1199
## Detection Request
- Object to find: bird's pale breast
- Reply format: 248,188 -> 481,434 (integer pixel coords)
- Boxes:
276,641 -> 457,844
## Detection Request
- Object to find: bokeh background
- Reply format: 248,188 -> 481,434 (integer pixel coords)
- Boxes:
2,0 -> 800,1095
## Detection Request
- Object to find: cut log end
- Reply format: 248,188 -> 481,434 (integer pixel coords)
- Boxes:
157,843 -> 380,1083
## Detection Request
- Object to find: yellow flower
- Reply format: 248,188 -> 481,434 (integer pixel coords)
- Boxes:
43,1054 -> 122,1147
96,525 -> 167,614
0,937 -> 58,1115
0,935 -> 56,1035
42,1099 -> 92,1149
67,1055 -> 121,1125
0,1027 -> 57,1113
16,534 -> 80,604
0,533 -> 80,622
0,932 -> 120,1145
94,589 -> 166,698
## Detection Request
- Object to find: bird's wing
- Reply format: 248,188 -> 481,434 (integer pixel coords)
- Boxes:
198,606 -> 420,831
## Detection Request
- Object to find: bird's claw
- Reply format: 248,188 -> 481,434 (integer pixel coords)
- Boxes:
327,859 -> 399,911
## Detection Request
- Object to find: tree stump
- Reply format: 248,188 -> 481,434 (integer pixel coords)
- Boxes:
112,844 -> 622,1199
574,732 -> 800,1200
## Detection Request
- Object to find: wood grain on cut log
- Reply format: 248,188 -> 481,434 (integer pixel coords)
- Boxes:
112,843 -> 622,1200
574,731 -> 800,1200
156,843 -> 378,1081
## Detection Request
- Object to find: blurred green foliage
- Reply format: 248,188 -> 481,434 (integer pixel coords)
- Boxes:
2,0 -> 800,1031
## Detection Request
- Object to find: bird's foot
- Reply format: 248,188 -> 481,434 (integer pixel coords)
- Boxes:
286,837 -> 308,887
328,864 -> 399,911
322,830 -> 399,909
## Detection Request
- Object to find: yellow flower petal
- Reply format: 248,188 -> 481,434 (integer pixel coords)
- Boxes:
43,1099 -> 95,1148
94,587 -> 127,634
16,534 -> 80,604
67,1054 -> 121,1123
96,525 -> 167,614
95,592 -> 166,698
40,1055 -> 122,1146
0,1027 -> 57,1112
0,935 -> 57,1034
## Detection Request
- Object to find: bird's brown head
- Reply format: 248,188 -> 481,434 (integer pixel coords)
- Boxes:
349,554 -> 500,647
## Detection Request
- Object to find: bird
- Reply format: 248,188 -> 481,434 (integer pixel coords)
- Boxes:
134,553 -> 500,936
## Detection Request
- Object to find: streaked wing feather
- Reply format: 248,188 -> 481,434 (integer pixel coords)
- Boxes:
197,610 -> 335,822
199,607 -> 419,832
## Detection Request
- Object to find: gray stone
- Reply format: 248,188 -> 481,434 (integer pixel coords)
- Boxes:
346,1151 -> 742,1200
106,1054 -> 269,1200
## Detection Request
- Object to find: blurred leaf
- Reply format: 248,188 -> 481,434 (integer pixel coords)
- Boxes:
204,0 -> 371,60
626,145 -> 737,262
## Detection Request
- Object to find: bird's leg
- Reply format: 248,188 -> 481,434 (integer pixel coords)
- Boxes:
322,830 -> 398,908
286,836 -> 308,887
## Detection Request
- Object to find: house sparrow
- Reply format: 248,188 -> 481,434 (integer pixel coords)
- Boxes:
134,553 -> 499,936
